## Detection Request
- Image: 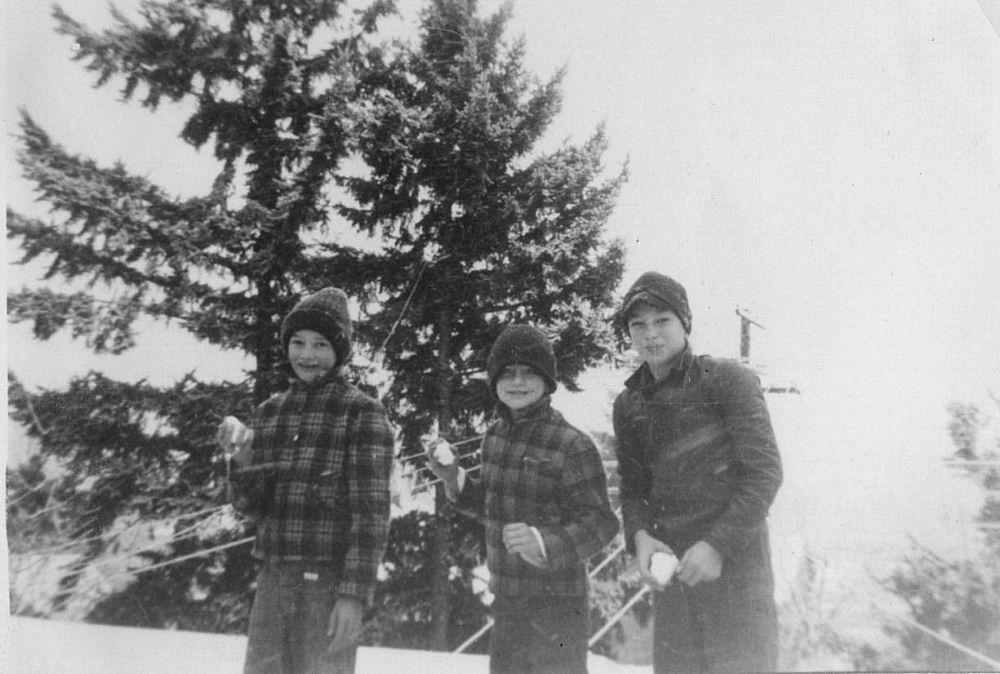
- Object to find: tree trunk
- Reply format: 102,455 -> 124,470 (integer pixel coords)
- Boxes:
430,302 -> 455,650
254,281 -> 276,404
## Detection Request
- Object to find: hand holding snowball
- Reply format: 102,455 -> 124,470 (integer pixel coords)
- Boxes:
217,416 -> 254,469
676,540 -> 723,586
424,438 -> 461,499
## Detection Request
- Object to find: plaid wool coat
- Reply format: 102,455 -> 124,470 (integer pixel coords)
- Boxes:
457,396 -> 619,597
229,371 -> 394,604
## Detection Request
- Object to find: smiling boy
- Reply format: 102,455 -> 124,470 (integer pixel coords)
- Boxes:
222,287 -> 394,674
429,324 -> 619,674
613,272 -> 783,673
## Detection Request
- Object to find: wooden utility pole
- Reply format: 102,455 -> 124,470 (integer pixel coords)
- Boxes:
735,307 -> 764,362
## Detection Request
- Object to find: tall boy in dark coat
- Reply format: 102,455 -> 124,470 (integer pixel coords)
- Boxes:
613,272 -> 783,673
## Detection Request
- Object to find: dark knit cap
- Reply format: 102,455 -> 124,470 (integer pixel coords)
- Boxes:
487,325 -> 557,396
280,287 -> 353,366
620,272 -> 692,334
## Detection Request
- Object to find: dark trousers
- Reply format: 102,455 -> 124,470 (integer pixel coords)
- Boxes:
652,534 -> 778,673
244,559 -> 357,674
490,593 -> 589,674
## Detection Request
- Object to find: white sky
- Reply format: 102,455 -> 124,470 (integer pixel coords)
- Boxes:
5,0 -> 999,400
2,6 -> 998,440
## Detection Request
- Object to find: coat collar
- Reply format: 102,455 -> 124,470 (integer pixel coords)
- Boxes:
624,344 -> 695,391
496,394 -> 553,424
278,361 -> 344,392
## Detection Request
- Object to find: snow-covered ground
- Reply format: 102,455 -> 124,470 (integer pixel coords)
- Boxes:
3,616 -> 649,674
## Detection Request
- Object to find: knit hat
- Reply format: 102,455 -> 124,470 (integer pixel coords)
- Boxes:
280,287 -> 353,366
619,272 -> 692,334
487,325 -> 558,396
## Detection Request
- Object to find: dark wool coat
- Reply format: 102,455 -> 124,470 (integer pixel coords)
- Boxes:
613,346 -> 782,673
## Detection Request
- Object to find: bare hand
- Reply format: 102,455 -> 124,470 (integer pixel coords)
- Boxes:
425,440 -> 460,497
676,540 -> 723,586
217,416 -> 254,468
326,596 -> 364,654
503,522 -> 546,568
634,529 -> 675,588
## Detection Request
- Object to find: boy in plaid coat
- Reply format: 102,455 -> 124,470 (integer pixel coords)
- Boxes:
220,287 -> 394,674
428,324 -> 619,674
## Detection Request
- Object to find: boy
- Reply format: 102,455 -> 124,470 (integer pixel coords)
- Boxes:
220,287 -> 395,674
613,272 -> 783,673
428,324 -> 619,674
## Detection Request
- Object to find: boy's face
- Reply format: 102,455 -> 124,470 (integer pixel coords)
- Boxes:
288,329 -> 338,383
626,304 -> 688,373
495,364 -> 546,411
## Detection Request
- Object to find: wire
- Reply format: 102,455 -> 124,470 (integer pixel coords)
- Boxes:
588,541 -> 627,578
118,537 -> 255,578
801,548 -> 1000,670
588,585 -> 651,648
396,434 -> 485,465
452,617 -> 494,654
20,505 -> 232,556
84,515 -> 236,571
376,256 -> 453,359
411,464 -> 482,494
398,445 -> 483,481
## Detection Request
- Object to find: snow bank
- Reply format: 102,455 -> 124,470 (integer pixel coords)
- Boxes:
4,617 -> 650,673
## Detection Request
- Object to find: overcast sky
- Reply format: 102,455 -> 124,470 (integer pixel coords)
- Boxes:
5,3 -> 1000,652
5,0 -> 999,413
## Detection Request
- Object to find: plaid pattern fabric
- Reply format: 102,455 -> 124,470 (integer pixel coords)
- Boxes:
613,346 -> 783,560
457,396 -> 619,597
230,374 -> 394,604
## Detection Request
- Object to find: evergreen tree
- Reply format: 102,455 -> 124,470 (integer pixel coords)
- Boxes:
7,0 -> 395,631
339,0 -> 627,649
7,0 -> 627,649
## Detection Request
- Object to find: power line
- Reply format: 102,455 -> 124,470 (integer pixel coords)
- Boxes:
17,505 -> 231,556
801,548 -> 1000,670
